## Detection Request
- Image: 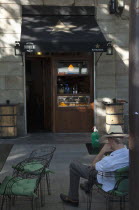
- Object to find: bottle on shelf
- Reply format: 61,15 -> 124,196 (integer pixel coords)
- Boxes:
64,84 -> 70,94
75,84 -> 78,94
72,86 -> 76,94
73,85 -> 78,94
58,84 -> 64,94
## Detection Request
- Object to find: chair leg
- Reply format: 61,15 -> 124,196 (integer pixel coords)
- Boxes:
1,195 -> 5,210
120,197 -> 123,210
32,197 -> 36,210
109,198 -> 113,210
122,197 -> 126,210
106,197 -> 109,210
106,197 -> 112,210
40,179 -> 45,207
33,197 -> 41,210
120,197 -> 126,210
11,196 -> 15,206
7,197 -> 11,210
87,191 -> 92,210
45,173 -> 51,195
5,197 -> 8,210
36,190 -> 41,210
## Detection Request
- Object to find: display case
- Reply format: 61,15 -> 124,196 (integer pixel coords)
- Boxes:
54,57 -> 93,132
57,61 -> 88,75
57,96 -> 90,107
57,61 -> 90,95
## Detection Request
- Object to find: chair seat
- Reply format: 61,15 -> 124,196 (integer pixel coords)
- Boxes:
0,176 -> 37,197
96,183 -> 128,197
12,162 -> 53,175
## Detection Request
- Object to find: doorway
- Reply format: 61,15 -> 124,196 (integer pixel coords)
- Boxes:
25,54 -> 94,133
25,57 -> 52,132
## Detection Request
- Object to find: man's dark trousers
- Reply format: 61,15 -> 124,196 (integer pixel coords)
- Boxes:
68,160 -> 97,200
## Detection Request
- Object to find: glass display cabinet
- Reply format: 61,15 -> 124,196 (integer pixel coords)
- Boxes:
57,96 -> 90,107
57,61 -> 90,96
55,58 -> 93,132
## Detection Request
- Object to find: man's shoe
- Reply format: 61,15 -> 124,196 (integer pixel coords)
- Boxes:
60,193 -> 79,207
80,183 -> 90,193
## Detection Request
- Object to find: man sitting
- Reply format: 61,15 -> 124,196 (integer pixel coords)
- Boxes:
60,134 -> 129,207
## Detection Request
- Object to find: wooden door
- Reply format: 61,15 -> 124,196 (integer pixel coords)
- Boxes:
52,55 -> 94,132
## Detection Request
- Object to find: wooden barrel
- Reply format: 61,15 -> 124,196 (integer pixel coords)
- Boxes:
106,103 -> 124,125
105,103 -> 124,133
0,105 -> 17,137
106,104 -> 123,115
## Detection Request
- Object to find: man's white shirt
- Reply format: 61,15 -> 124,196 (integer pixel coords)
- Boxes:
95,148 -> 129,192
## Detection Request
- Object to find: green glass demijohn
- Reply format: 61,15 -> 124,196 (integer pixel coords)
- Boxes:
91,126 -> 100,154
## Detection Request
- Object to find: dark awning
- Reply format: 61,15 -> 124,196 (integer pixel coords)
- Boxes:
21,6 -> 108,52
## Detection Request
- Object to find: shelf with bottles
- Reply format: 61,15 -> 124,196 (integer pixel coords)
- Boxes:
57,74 -> 89,77
57,93 -> 90,96
57,76 -> 90,95
57,96 -> 90,107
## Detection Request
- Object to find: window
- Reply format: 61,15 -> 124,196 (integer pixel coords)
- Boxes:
57,61 -> 88,75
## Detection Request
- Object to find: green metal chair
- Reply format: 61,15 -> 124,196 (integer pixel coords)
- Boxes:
87,166 -> 129,210
12,146 -> 56,206
12,146 -> 56,195
29,146 -> 56,195
0,159 -> 48,210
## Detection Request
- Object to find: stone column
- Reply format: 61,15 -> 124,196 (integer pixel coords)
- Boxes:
129,0 -> 139,209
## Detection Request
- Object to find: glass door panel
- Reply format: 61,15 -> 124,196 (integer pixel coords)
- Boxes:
57,61 -> 88,75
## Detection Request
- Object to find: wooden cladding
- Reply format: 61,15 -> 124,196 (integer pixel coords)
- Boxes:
106,104 -> 124,125
0,105 -> 17,137
106,114 -> 124,125
106,105 -> 124,115
55,106 -> 94,132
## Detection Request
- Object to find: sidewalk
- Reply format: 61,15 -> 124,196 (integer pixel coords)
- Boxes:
0,142 -> 129,210
0,133 -> 91,144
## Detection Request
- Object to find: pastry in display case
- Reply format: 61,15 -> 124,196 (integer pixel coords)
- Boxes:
58,96 -> 90,107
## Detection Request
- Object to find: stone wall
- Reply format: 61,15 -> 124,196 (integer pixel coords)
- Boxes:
0,0 -> 130,135
95,0 -> 130,133
0,2 -> 25,135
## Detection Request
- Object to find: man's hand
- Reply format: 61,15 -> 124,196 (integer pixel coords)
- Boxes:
101,143 -> 112,153
90,143 -> 112,168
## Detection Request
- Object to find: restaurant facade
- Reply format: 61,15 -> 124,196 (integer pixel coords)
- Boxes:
0,0 -> 130,136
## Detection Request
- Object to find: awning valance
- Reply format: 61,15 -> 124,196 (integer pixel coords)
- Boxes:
20,6 -> 108,52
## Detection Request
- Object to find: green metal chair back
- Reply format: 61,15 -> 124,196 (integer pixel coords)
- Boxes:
114,166 -> 129,196
87,166 -> 129,210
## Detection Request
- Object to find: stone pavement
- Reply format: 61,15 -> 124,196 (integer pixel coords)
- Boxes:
0,133 -> 91,144
0,142 -> 129,210
0,133 -> 128,210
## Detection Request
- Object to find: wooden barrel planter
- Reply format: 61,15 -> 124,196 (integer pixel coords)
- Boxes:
106,103 -> 124,133
0,104 -> 17,138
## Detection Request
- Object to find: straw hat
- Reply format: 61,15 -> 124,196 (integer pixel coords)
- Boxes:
100,133 -> 129,143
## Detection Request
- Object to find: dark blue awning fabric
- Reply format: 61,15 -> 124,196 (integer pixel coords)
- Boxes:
21,6 -> 108,52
